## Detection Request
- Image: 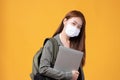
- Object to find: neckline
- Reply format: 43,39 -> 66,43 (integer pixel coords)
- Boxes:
58,34 -> 64,46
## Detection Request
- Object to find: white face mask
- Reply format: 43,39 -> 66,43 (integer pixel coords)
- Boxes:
65,24 -> 80,37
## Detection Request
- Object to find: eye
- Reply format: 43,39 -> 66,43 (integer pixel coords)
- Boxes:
77,25 -> 82,29
71,22 -> 76,26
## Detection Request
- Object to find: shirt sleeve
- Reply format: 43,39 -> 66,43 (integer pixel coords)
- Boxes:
39,40 -> 72,80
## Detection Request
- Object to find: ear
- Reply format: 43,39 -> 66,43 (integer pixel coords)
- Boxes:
63,18 -> 67,25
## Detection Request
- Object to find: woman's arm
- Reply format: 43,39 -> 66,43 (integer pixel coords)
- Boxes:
39,40 -> 72,80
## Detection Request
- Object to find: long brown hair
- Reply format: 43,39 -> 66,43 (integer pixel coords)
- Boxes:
53,10 -> 86,66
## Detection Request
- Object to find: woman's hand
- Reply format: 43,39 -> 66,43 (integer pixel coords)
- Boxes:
72,70 -> 79,80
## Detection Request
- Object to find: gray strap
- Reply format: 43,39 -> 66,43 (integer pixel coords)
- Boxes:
49,38 -> 59,67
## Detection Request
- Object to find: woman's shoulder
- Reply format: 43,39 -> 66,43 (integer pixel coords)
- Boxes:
44,39 -> 53,48
53,34 -> 63,46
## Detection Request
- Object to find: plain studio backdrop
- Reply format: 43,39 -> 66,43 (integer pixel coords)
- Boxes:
0,0 -> 120,80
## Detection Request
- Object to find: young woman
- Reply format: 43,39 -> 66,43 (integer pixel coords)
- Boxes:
39,10 -> 86,80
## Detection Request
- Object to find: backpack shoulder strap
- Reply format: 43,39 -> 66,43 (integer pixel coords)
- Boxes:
37,37 -> 58,68
43,38 -> 50,45
32,38 -> 51,71
49,38 -> 59,67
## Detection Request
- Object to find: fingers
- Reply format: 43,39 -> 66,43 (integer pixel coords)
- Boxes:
72,70 -> 79,80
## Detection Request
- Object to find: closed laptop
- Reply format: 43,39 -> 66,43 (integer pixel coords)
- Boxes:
54,46 -> 83,72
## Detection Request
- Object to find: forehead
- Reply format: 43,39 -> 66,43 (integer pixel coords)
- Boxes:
67,17 -> 82,24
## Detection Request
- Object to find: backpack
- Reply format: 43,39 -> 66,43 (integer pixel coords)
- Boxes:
30,38 -> 59,80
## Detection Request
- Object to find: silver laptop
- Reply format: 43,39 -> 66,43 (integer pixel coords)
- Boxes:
54,46 -> 83,72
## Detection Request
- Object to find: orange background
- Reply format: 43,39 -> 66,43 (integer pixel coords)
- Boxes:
1,0 -> 120,80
